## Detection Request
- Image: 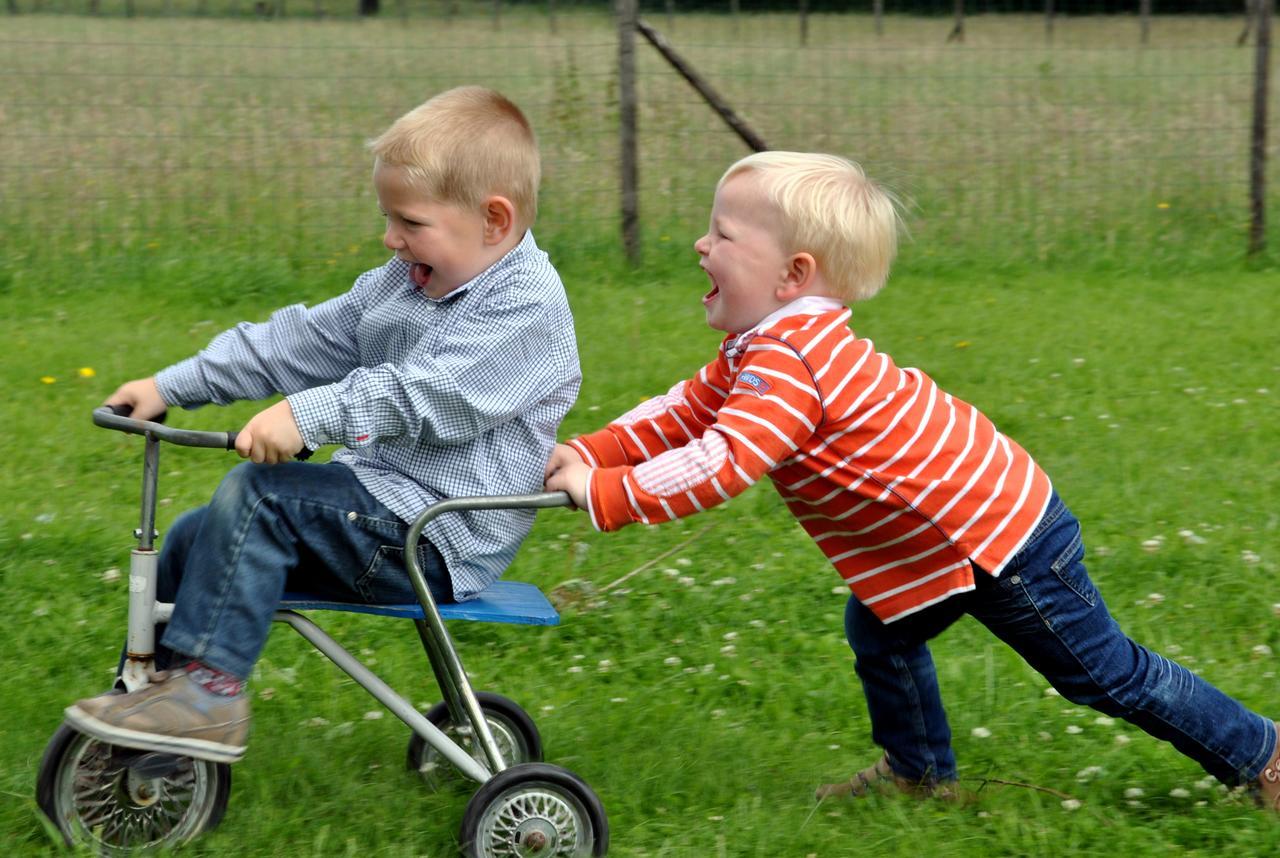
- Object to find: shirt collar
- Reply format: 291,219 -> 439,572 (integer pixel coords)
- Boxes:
727,295 -> 845,354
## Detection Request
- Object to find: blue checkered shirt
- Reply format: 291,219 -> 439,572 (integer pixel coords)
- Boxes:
155,231 -> 580,599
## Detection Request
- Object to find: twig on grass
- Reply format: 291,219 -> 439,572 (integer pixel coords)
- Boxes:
548,521 -> 717,610
600,521 -> 718,593
967,776 -> 1075,801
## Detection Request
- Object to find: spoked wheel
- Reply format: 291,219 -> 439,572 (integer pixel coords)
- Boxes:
459,762 -> 608,857
407,691 -> 542,790
36,722 -> 232,854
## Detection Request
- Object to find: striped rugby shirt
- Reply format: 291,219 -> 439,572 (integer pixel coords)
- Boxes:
568,299 -> 1053,623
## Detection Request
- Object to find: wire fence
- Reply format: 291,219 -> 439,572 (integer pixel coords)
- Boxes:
1,2 -> 1274,275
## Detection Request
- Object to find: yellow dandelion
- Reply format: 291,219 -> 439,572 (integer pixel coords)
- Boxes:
145,240 -> 161,249
40,376 -> 57,384
954,340 -> 972,349
1156,202 -> 1171,209
347,245 -> 360,254
78,367 -> 96,378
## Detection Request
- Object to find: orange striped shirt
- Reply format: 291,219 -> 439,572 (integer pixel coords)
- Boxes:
569,306 -> 1053,623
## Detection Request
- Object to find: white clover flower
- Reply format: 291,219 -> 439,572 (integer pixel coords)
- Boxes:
305,717 -> 330,727
676,558 -> 693,567
711,577 -> 737,586
831,586 -> 847,595
1169,788 -> 1191,799
1061,799 -> 1082,811
677,576 -> 695,586
101,567 -> 121,583
1124,787 -> 1145,799
1076,766 -> 1103,781
722,631 -> 738,641
1038,731 -> 1053,742
828,744 -> 841,750
719,644 -> 737,656
664,656 -> 682,666
1252,645 -> 1273,657
1195,776 -> 1216,791
1147,593 -> 1166,604
1044,687 -> 1061,697
711,709 -> 726,718
1094,716 -> 1116,727
1115,735 -> 1131,745
363,710 -> 383,720
1141,539 -> 1163,553
567,666 -> 583,674
1178,529 -> 1207,545
1094,546 -> 1113,557
1066,725 -> 1084,734
1242,550 -> 1261,565
971,727 -> 992,739
611,697 -> 627,703
662,568 -> 679,577
541,705 -> 555,713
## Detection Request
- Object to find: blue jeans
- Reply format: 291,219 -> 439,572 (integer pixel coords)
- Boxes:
150,462 -> 453,679
844,491 -> 1275,786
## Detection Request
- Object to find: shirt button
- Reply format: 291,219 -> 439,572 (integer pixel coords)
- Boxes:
347,511 -> 358,522
1010,575 -> 1022,584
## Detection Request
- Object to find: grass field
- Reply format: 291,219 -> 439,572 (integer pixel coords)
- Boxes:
2,8 -> 1279,858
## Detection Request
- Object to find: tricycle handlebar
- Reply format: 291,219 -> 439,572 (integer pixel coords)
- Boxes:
93,406 -> 237,451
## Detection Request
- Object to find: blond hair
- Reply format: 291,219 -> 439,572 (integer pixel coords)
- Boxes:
369,86 -> 540,230
720,151 -> 902,302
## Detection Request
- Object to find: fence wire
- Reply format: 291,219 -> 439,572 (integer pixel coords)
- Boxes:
1,5 -> 1274,273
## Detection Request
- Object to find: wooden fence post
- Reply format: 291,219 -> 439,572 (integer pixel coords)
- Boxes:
874,0 -> 884,36
799,0 -> 809,46
947,0 -> 964,43
617,0 -> 641,266
1249,0 -> 1273,255
1140,0 -> 1151,45
1046,0 -> 1054,42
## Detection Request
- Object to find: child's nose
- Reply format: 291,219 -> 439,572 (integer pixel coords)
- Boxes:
693,234 -> 709,255
383,226 -> 401,251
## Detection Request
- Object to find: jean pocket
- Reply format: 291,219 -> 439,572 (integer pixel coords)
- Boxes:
355,545 -> 419,604
1048,524 -> 1096,608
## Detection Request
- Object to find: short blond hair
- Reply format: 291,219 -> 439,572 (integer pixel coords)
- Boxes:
369,86 -> 540,230
720,151 -> 902,302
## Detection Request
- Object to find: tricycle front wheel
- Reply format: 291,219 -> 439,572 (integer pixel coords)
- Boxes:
36,720 -> 231,854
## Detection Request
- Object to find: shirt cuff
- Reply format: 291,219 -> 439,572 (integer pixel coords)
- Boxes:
286,384 -> 346,450
571,427 -> 630,468
155,358 -> 210,409
586,466 -> 640,531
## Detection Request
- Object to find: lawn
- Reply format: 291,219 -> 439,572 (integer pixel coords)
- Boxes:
1,8 -> 1278,858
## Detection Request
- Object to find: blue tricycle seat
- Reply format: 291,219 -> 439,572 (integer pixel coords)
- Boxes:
279,579 -> 560,626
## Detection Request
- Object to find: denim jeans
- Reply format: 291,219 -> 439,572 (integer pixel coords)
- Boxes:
149,462 -> 453,679
844,491 -> 1275,786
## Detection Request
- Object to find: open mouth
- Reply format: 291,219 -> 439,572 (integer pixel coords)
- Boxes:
702,276 -> 719,305
409,261 -> 433,290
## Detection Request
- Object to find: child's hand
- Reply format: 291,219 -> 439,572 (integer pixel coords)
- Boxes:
105,377 -> 167,420
544,443 -> 589,509
235,400 -> 305,464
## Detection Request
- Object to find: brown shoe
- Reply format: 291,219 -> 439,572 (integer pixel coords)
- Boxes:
64,670 -> 249,763
1257,722 -> 1280,814
815,753 -> 957,801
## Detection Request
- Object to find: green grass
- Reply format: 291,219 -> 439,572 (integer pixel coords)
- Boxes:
1,247 -> 1278,856
2,8 -> 1279,858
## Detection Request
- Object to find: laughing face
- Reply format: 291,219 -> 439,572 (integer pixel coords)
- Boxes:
374,162 -> 491,300
693,173 -> 793,334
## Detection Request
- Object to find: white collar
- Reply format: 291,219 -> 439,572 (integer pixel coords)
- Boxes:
728,295 -> 845,353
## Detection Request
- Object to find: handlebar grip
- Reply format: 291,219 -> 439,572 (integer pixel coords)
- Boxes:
223,431 -> 314,460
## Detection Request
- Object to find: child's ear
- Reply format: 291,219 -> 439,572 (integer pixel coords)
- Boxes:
777,252 -> 818,301
482,195 -> 516,244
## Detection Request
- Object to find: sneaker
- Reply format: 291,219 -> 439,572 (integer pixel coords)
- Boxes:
1257,722 -> 1280,814
815,753 -> 958,801
64,669 -> 249,763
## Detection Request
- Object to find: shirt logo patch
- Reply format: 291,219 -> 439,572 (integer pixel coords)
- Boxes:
736,371 -> 772,397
